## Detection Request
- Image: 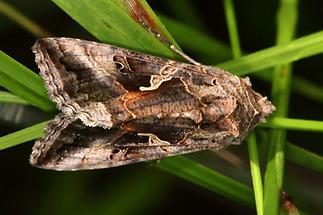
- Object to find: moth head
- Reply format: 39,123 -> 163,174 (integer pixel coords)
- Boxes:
196,71 -> 275,141
248,89 -> 276,126
238,78 -> 276,134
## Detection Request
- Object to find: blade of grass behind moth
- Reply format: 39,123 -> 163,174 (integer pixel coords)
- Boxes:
224,0 -> 241,58
264,1 -> 298,215
51,0 -> 177,59
160,15 -> 323,104
224,1 -> 263,214
258,129 -> 323,178
261,117 -> 323,132
247,132 -> 264,215
218,29 -> 323,76
0,50 -> 55,112
157,156 -> 255,207
0,91 -> 29,105
0,121 -> 47,150
0,1 -> 51,37
286,143 -> 323,174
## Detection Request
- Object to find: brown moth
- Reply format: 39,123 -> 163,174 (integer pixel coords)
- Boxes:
30,37 -> 275,170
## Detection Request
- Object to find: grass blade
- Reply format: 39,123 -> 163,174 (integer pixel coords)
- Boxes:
224,0 -> 241,58
264,1 -> 298,214
157,156 -> 255,207
0,1 -> 50,37
0,50 -> 55,112
262,117 -> 323,132
0,91 -> 28,104
219,30 -> 323,76
286,142 -> 323,174
52,0 -> 177,58
248,132 -> 264,215
0,121 -> 47,150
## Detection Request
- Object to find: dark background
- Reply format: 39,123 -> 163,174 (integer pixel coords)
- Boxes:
1,0 -> 322,214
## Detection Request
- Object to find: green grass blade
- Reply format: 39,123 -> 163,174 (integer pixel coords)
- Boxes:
0,50 -> 55,112
0,91 -> 28,104
264,1 -> 298,214
286,142 -> 323,174
224,0 -> 241,58
248,132 -> 264,215
0,1 -> 50,37
262,117 -> 323,132
157,156 -> 255,207
218,30 -> 323,76
291,75 -> 323,103
51,0 -> 177,58
0,121 -> 47,150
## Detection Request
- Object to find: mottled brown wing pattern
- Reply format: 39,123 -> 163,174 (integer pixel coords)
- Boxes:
31,37 -> 275,170
30,115 -> 227,170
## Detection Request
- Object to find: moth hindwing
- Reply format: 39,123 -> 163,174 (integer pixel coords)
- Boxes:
30,37 -> 275,170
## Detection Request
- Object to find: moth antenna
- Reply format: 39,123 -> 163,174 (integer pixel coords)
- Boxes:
170,45 -> 201,66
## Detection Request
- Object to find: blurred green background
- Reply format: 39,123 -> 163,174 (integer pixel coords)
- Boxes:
0,0 -> 323,214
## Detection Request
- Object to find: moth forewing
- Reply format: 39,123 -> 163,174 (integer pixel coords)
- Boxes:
31,37 -> 275,170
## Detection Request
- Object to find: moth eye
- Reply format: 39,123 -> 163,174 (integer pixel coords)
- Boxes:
201,95 -> 218,104
212,79 -> 217,85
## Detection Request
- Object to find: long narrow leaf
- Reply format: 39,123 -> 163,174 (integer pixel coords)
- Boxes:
219,30 -> 323,76
0,1 -> 50,37
0,121 -> 47,150
264,1 -> 298,214
286,143 -> 323,174
0,50 -> 54,112
157,156 -> 255,207
52,0 -> 177,58
224,0 -> 241,58
262,117 -> 323,132
0,91 -> 28,104
248,132 -> 264,215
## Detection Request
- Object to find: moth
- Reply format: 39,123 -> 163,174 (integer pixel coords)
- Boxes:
30,37 -> 275,170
